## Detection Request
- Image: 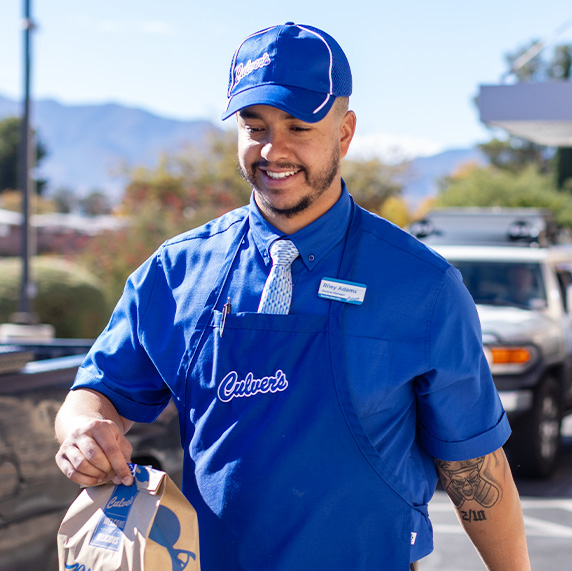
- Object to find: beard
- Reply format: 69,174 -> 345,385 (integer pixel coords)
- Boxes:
239,146 -> 340,219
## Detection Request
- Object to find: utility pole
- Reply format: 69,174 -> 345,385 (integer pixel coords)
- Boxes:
16,0 -> 36,324
1,0 -> 54,342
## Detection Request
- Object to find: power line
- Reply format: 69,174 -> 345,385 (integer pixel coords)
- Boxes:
502,17 -> 572,81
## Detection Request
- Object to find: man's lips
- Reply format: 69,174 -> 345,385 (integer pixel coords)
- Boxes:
255,162 -> 303,182
262,168 -> 300,180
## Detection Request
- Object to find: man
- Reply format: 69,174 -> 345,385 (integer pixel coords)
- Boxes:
55,23 -> 530,570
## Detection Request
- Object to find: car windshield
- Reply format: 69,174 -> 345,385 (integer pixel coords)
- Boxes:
451,261 -> 547,309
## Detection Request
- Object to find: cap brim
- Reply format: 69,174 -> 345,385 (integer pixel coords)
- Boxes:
221,84 -> 335,123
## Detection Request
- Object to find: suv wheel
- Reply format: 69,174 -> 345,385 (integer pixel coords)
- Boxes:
508,375 -> 562,478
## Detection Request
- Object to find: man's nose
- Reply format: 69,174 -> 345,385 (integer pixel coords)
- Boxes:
261,129 -> 289,162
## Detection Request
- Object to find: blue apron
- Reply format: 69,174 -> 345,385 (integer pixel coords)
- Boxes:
179,206 -> 419,570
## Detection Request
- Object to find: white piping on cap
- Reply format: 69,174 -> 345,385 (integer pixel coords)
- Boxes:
313,93 -> 331,115
298,25 -> 334,115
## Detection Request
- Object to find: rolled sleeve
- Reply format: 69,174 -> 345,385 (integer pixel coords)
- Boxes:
73,367 -> 170,423
420,410 -> 511,461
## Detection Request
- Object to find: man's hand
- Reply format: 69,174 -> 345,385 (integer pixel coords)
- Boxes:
55,389 -> 134,487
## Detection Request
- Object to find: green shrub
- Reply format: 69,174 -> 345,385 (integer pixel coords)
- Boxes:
0,257 -> 110,338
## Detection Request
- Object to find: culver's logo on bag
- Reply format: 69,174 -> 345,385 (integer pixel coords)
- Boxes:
58,464 -> 201,571
89,483 -> 139,551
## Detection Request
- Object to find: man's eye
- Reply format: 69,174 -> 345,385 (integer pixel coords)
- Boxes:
291,126 -> 310,132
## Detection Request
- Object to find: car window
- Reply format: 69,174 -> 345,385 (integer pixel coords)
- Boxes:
451,261 -> 547,309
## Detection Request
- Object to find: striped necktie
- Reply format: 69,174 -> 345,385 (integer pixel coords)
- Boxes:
257,239 -> 299,314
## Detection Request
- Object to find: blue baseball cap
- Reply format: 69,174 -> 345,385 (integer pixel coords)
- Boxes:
222,22 -> 352,123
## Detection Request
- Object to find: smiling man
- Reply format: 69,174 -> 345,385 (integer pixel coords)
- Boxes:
55,23 -> 530,570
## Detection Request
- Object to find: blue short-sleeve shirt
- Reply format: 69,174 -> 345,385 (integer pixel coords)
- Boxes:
73,183 -> 510,562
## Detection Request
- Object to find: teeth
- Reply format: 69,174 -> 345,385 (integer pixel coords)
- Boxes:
265,170 -> 298,180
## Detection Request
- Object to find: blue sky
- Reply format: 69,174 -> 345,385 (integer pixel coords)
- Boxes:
0,1 -> 571,159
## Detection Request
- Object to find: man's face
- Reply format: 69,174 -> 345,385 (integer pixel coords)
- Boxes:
236,104 -> 355,233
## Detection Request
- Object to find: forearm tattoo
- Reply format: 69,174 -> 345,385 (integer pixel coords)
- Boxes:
436,453 -> 502,520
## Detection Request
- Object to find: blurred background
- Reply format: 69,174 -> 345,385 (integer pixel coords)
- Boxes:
1,3 -> 572,570
0,1 -> 571,322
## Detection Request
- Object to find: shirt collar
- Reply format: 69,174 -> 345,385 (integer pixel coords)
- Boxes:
249,181 -> 353,270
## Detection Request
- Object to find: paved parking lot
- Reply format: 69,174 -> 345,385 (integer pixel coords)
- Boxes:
421,416 -> 572,570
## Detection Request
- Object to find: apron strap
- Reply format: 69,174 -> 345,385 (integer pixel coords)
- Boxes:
176,216 -> 250,397
329,203 -> 422,508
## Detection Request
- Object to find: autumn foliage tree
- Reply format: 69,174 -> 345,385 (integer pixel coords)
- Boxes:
341,156 -> 407,215
81,132 -> 252,303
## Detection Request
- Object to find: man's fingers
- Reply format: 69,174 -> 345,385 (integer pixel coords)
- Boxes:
56,417 -> 134,486
55,446 -> 108,486
94,430 -> 134,485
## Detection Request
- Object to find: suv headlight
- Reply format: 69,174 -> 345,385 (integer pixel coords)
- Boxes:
483,344 -> 539,374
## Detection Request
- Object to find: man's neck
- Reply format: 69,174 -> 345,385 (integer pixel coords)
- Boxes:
254,181 -> 343,235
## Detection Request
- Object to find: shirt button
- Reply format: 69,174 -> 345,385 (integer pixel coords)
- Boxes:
308,254 -> 315,262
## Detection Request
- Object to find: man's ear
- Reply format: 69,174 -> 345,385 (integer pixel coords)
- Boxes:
339,110 -> 357,159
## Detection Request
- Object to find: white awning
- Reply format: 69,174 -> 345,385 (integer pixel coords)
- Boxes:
477,81 -> 572,146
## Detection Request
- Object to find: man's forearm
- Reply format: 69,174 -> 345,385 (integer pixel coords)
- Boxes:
55,388 -> 135,486
55,388 -> 133,443
436,448 -> 530,570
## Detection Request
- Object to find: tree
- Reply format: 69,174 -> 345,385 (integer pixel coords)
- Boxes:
556,148 -> 572,190
0,188 -> 57,214
81,132 -> 252,303
436,163 -> 572,227
0,116 -> 48,194
505,40 -> 572,81
341,156 -> 407,214
379,196 -> 411,228
120,132 -> 251,219
505,39 -> 545,82
79,190 -> 112,216
0,117 -> 20,192
51,187 -> 78,213
478,137 -> 552,175
549,44 -> 572,80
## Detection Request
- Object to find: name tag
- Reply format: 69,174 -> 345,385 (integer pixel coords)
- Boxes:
318,278 -> 366,305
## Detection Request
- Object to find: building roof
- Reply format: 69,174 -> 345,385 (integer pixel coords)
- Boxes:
477,81 -> 572,146
0,208 -> 23,226
0,208 -> 127,234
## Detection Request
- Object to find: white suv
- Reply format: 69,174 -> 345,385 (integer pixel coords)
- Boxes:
432,244 -> 572,478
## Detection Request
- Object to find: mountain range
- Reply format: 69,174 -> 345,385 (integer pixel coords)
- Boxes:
0,94 -> 486,206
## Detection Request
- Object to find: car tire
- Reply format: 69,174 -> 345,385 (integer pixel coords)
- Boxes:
508,375 -> 562,479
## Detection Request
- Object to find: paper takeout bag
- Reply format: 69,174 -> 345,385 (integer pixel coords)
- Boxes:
58,464 -> 200,570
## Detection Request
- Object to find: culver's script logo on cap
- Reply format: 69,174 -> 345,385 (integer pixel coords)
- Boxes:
235,52 -> 271,85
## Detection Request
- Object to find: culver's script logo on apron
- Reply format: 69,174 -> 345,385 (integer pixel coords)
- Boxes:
217,369 -> 288,402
